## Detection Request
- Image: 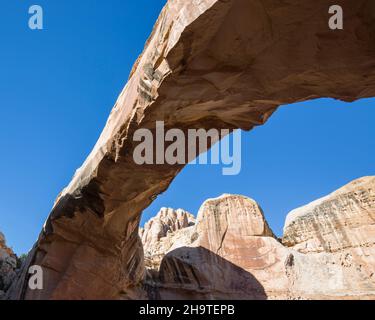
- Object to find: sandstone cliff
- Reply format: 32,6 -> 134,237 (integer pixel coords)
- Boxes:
283,176 -> 375,298
283,176 -> 375,253
0,232 -> 18,298
139,178 -> 375,300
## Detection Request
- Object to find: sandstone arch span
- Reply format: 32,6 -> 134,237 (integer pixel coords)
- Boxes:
7,0 -> 375,299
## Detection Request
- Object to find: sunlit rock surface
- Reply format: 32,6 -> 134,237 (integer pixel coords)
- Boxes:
282,176 -> 375,299
140,208 -> 195,270
140,185 -> 375,300
283,176 -> 375,253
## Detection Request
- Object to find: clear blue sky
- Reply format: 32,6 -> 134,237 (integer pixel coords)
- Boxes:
0,1 -> 374,255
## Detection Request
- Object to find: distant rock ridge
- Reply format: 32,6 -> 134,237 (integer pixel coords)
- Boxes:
0,232 -> 18,299
140,208 -> 196,271
140,177 -> 375,300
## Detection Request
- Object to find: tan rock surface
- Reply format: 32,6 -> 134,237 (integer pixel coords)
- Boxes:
283,176 -> 375,253
282,176 -> 375,298
142,189 -> 375,300
140,207 -> 195,270
141,207 -> 195,251
7,0 -> 375,299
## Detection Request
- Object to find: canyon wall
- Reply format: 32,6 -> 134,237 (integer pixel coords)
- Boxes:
139,177 -> 375,299
7,0 -> 375,299
283,176 -> 375,298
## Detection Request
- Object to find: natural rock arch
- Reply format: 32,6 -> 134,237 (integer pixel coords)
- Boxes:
7,0 -> 375,299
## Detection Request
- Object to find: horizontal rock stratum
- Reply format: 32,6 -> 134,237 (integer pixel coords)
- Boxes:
139,177 -> 375,300
6,0 -> 375,299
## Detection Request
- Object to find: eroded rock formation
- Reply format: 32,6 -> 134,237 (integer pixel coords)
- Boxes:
0,232 -> 18,298
7,0 -> 375,299
141,195 -> 290,299
139,179 -> 375,299
283,176 -> 375,253
140,207 -> 195,270
283,176 -> 375,298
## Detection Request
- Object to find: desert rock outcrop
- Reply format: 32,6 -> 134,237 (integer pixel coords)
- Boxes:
283,176 -> 375,253
8,0 -> 375,299
0,232 -> 17,298
140,182 -> 375,300
283,176 -> 375,298
140,208 -> 195,270
148,195 -> 291,299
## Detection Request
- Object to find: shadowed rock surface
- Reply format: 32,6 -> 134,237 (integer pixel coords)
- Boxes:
0,232 -> 18,298
6,0 -> 375,299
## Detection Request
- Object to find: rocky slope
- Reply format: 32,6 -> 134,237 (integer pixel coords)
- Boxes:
139,177 -> 375,299
0,232 -> 17,298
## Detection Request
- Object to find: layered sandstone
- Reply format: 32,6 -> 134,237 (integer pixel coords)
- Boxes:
148,195 -> 291,299
7,0 -> 375,299
140,185 -> 375,300
283,176 -> 375,253
0,232 -> 17,298
282,176 -> 375,298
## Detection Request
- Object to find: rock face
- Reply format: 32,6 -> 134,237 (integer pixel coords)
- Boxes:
8,0 -> 375,299
145,195 -> 291,299
283,176 -> 375,254
140,208 -> 195,252
0,232 -> 17,298
140,183 -> 375,300
140,208 -> 195,270
282,176 -> 375,298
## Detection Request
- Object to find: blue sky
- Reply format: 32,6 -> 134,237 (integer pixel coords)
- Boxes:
0,1 -> 374,255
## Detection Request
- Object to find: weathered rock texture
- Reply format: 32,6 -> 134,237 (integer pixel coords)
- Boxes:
140,185 -> 375,300
7,0 -> 375,299
140,208 -> 195,270
282,176 -> 375,299
142,195 -> 289,299
283,176 -> 375,253
0,232 -> 17,298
